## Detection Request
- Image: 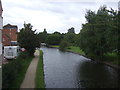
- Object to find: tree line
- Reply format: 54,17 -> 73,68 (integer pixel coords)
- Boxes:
79,6 -> 119,60
17,5 -> 119,62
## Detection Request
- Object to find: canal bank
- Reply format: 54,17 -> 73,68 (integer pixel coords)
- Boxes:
35,50 -> 45,88
66,50 -> 120,70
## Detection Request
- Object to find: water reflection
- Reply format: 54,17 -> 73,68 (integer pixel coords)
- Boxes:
41,47 -> 119,88
76,61 -> 119,88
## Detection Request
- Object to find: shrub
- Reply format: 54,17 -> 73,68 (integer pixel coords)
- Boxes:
2,61 -> 18,88
2,51 -> 32,88
59,40 -> 69,51
17,51 -> 30,60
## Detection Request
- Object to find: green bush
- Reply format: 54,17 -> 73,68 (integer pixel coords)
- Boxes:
2,51 -> 32,88
45,34 -> 61,45
2,61 -> 18,88
59,40 -> 69,51
17,51 -> 30,60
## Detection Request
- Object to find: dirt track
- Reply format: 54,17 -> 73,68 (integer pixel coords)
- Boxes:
20,50 -> 39,88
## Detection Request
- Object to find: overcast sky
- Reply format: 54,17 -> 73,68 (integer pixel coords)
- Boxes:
2,0 -> 120,33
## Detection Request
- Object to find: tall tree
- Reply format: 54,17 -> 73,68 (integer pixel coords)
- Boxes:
64,27 -> 75,44
45,34 -> 61,45
18,23 -> 40,56
79,6 -> 117,60
68,27 -> 75,33
38,28 -> 48,43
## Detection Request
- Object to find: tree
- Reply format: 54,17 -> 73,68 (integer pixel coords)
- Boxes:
64,33 -> 75,44
68,27 -> 75,33
38,28 -> 48,43
73,34 -> 81,46
64,27 -> 75,44
53,31 -> 61,35
118,10 -> 120,55
78,6 -> 117,60
17,23 -> 40,56
43,28 -> 47,34
45,34 -> 61,45
59,40 -> 69,51
106,8 -> 119,54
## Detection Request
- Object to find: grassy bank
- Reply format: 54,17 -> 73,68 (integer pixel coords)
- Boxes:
50,45 -> 59,48
67,46 -> 85,56
2,51 -> 33,88
11,57 -> 33,88
35,50 -> 45,88
103,52 -> 119,65
51,45 -> 85,56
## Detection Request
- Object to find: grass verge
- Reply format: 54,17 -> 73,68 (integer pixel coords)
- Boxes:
103,52 -> 119,65
35,50 -> 45,88
67,46 -> 85,56
12,57 -> 33,88
51,45 -> 85,56
50,45 -> 59,48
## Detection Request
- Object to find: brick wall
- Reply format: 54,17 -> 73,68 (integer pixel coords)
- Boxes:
2,24 -> 18,46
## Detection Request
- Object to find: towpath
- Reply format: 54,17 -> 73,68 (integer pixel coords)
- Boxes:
20,50 -> 39,88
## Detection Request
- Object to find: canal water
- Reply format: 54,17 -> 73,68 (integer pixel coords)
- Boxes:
40,46 -> 119,88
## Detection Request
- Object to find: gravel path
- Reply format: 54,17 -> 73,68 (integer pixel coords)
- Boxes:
20,50 -> 39,88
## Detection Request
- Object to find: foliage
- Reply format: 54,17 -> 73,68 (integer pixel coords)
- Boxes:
63,27 -> 76,44
45,34 -> 61,45
118,11 -> 120,55
78,6 -> 119,60
38,28 -> 48,43
68,27 -> 75,33
17,23 -> 40,56
73,34 -> 81,46
35,50 -> 45,88
53,31 -> 61,35
59,40 -> 70,51
2,52 -> 33,88
64,32 -> 75,44
17,51 -> 30,60
2,61 -> 18,88
51,45 -> 59,48
67,46 -> 85,56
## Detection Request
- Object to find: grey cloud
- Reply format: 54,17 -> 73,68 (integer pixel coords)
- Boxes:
2,0 -> 119,33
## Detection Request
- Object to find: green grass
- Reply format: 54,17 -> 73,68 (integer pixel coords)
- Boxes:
67,46 -> 85,56
51,45 -> 85,56
51,45 -> 59,48
103,52 -> 119,65
35,50 -> 45,88
11,56 -> 33,88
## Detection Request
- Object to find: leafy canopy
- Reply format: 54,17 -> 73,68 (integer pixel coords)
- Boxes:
18,23 -> 40,56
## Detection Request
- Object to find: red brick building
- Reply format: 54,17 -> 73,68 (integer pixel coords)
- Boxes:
2,24 -> 18,46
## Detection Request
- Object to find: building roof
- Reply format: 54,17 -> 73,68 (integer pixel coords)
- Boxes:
3,24 -> 18,29
0,0 -> 3,16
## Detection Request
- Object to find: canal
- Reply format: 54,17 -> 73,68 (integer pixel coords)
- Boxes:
40,46 -> 119,88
